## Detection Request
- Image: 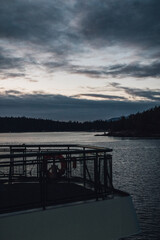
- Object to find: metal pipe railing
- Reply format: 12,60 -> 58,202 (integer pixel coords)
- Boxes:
0,144 -> 113,214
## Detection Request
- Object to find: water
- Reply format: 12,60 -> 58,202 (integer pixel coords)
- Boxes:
0,132 -> 160,240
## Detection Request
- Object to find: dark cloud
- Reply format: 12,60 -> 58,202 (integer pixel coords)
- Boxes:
109,83 -> 160,101
44,60 -> 70,73
78,0 -> 160,49
72,68 -> 105,78
0,0 -> 159,122
1,0 -> 159,57
70,61 -> 160,79
73,93 -> 126,100
124,88 -> 160,101
1,73 -> 26,80
0,52 -> 24,70
0,0 -> 66,42
0,0 -> 82,75
108,61 -> 160,78
0,0 -> 160,78
0,93 -> 159,121
5,90 -> 22,95
0,0 -> 81,58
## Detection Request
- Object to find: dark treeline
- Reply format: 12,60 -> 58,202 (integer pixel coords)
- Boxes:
0,106 -> 159,136
0,117 -> 108,132
108,106 -> 160,137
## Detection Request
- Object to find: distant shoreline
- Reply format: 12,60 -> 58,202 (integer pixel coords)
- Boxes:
0,130 -> 160,139
0,106 -> 159,136
106,131 -> 160,138
0,130 -> 103,134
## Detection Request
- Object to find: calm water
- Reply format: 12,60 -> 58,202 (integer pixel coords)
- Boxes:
0,132 -> 160,240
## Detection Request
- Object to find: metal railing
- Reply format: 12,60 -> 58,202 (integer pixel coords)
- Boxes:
0,144 -> 113,214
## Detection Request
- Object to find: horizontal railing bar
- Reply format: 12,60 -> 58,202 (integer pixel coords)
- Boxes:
0,157 -> 100,167
0,144 -> 78,147
0,144 -> 112,151
0,149 -> 112,160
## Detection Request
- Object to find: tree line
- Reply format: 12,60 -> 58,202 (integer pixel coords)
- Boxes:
0,106 -> 159,136
107,106 -> 160,137
0,117 -> 108,132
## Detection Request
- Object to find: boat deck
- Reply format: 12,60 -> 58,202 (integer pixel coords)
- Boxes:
0,144 -> 114,214
0,181 -> 96,213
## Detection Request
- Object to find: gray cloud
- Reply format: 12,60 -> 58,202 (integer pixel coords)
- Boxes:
0,0 -> 159,122
109,83 -> 160,101
78,0 -> 160,49
73,93 -> 126,100
124,88 -> 160,101
0,0 -> 81,75
5,90 -> 22,95
2,0 -> 159,50
0,0 -> 66,42
0,92 -> 159,121
68,61 -> 160,79
1,73 -> 26,80
0,52 -> 24,70
0,0 -> 81,59
0,0 -> 160,78
108,61 -> 160,78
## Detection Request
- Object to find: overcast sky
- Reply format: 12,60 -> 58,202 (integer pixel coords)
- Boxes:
0,0 -> 160,121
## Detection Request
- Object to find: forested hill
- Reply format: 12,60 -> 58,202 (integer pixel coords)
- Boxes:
0,117 -> 108,132
107,106 -> 160,137
0,106 -> 159,136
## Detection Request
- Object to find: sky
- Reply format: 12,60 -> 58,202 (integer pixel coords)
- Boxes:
0,0 -> 160,121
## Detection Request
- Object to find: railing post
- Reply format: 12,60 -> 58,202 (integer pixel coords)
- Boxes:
9,146 -> 14,184
104,153 -> 108,193
108,154 -> 113,189
37,155 -> 40,179
23,146 -> 26,177
104,152 -> 113,194
66,153 -> 71,182
41,155 -> 47,210
83,147 -> 86,187
94,153 -> 98,200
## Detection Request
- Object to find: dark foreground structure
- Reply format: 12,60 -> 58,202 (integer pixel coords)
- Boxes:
0,144 -> 139,240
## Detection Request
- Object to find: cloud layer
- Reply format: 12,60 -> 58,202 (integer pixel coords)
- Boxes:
0,91 -> 159,121
0,0 -> 160,120
0,0 -> 160,74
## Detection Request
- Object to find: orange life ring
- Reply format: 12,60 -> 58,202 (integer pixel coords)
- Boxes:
55,155 -> 67,176
45,154 -> 67,178
48,164 -> 58,179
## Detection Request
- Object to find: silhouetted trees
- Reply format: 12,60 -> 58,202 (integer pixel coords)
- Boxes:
0,106 -> 159,136
0,117 -> 109,132
107,106 -> 160,137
